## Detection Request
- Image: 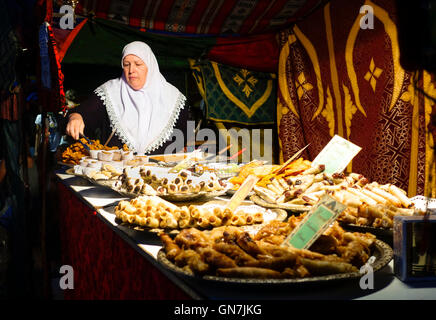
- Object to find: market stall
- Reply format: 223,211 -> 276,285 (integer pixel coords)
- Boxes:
55,163 -> 436,300
35,0 -> 436,300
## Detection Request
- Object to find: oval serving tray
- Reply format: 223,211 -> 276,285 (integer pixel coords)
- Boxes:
157,239 -> 393,287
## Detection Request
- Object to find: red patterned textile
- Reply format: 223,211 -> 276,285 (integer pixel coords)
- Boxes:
57,182 -> 191,300
72,0 -> 323,35
38,23 -> 67,113
36,0 -> 52,25
52,18 -> 88,63
0,91 -> 21,121
208,33 -> 279,73
46,24 -> 66,113
277,0 -> 435,196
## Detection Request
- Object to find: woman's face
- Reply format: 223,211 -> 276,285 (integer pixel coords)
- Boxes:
123,54 -> 148,90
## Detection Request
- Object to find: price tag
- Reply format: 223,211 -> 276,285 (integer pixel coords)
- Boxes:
311,135 -> 361,174
226,175 -> 259,212
283,195 -> 347,250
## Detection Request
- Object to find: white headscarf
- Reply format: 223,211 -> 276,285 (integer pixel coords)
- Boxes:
94,41 -> 186,154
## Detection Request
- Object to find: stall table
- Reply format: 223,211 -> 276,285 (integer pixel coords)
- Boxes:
56,170 -> 436,300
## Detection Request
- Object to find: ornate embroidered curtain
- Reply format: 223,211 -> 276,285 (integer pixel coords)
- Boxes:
190,59 -> 278,163
277,0 -> 435,197
190,59 -> 277,125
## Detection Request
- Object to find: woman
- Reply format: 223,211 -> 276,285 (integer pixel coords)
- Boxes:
66,41 -> 189,155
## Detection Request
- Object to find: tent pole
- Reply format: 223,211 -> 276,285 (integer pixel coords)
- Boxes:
40,110 -> 50,299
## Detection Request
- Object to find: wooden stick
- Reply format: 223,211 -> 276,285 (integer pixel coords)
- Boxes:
104,130 -> 115,147
205,144 -> 232,161
274,144 -> 310,175
229,147 -> 246,160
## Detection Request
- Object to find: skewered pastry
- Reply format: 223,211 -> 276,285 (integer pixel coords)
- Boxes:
131,197 -> 147,208
173,177 -> 183,186
167,183 -> 178,194
155,185 -> 167,195
133,181 -> 144,193
146,217 -> 160,228
140,183 -> 157,195
199,181 -> 206,190
188,183 -> 202,193
203,182 -> 216,192
212,207 -> 224,219
161,177 -> 169,186
166,215 -> 179,229
179,185 -> 190,193
386,184 -> 412,208
93,173 -> 109,180
178,170 -> 190,181
179,206 -> 190,220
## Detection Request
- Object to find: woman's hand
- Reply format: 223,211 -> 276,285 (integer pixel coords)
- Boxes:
66,113 -> 85,140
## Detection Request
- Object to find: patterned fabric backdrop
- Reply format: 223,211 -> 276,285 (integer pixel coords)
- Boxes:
277,0 -> 435,197
190,59 -> 278,163
190,59 -> 277,125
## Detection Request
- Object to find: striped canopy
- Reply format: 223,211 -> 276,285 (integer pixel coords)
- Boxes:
73,0 -> 323,35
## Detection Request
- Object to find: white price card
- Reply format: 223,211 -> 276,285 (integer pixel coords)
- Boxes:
311,135 -> 361,174
283,195 -> 347,250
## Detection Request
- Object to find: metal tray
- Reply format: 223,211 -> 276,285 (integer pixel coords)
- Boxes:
157,239 -> 393,287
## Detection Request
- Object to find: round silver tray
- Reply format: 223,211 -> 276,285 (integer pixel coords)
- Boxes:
157,239 -> 392,286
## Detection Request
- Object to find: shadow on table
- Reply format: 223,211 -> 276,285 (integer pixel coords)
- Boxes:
77,186 -> 125,199
61,175 -> 92,187
402,280 -> 436,288
173,264 -> 396,300
114,221 -> 164,245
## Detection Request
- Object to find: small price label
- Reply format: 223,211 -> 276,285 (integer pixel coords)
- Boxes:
284,195 -> 347,250
226,175 -> 259,212
311,135 -> 361,174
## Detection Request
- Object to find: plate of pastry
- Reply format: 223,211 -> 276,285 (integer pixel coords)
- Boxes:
157,218 -> 393,286
109,166 -> 232,202
110,196 -> 287,234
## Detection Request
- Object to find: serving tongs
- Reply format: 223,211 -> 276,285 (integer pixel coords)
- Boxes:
76,133 -> 90,152
79,133 -> 92,145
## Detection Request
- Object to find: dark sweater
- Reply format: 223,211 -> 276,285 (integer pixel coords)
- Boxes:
71,93 -> 190,155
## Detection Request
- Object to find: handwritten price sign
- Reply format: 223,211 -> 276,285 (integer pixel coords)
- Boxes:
284,195 -> 347,250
